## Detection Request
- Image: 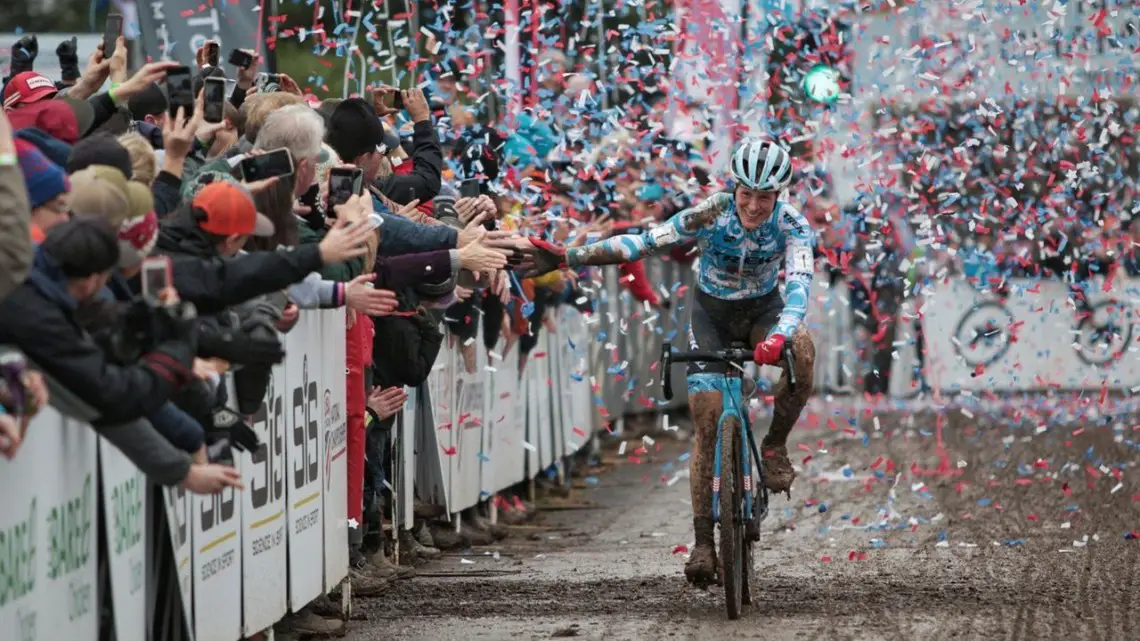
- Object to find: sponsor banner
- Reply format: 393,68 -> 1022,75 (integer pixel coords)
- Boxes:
0,409 -> 99,641
285,314 -> 325,609
320,310 -> 349,593
240,362 -> 288,636
923,277 -> 1140,392
100,440 -> 148,641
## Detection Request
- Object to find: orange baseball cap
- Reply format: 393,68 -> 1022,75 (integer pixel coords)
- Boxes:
192,181 -> 274,237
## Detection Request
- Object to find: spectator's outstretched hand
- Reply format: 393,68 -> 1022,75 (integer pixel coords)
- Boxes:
367,386 -> 407,421
369,85 -> 400,117
346,273 -> 399,316
163,92 -> 204,162
455,195 -> 495,227
183,464 -> 244,494
108,36 -> 129,84
275,303 -> 300,333
402,88 -> 431,123
115,61 -> 182,102
0,414 -> 20,460
234,50 -> 259,90
492,269 -> 510,304
318,213 -> 374,265
458,230 -> 509,272
69,46 -> 111,100
277,73 -> 302,96
11,35 -> 38,73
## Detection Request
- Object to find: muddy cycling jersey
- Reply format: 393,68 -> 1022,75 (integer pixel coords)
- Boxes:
566,191 -> 815,338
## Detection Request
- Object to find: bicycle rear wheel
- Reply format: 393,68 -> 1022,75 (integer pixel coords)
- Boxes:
719,416 -> 744,620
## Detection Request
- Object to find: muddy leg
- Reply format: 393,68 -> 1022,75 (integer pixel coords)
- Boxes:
684,389 -> 720,587
757,326 -> 815,495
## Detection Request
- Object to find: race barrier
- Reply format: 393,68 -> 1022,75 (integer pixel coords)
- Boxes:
5,260 -> 1124,640
0,309 -> 348,641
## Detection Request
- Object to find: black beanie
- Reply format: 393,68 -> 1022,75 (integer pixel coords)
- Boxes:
67,133 -> 133,179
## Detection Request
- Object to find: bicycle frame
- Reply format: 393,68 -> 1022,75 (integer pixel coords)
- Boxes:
710,370 -> 766,526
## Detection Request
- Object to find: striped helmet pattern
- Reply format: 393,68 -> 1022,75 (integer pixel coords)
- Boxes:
730,139 -> 793,191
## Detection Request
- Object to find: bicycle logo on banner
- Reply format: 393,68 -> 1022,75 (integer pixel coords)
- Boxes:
952,301 -> 1015,368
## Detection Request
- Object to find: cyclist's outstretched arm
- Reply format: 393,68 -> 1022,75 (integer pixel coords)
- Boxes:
770,205 -> 816,338
565,193 -> 728,267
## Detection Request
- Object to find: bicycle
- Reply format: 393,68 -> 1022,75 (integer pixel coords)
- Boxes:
659,340 -> 797,620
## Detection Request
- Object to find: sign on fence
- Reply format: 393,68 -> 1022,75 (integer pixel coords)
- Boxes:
100,439 -> 148,641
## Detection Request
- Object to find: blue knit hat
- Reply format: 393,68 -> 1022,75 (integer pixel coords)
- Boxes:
15,138 -> 69,209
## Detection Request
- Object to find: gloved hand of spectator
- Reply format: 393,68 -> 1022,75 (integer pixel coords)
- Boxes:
211,407 -> 261,453
10,35 -> 38,75
56,37 -> 79,82
753,334 -> 785,366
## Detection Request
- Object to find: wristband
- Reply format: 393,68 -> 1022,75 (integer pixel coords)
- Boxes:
0,153 -> 16,167
108,82 -> 123,105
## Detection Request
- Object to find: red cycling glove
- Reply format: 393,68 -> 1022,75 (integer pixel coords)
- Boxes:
753,334 -> 786,366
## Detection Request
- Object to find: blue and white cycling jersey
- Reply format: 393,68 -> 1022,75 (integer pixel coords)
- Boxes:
566,191 -> 815,337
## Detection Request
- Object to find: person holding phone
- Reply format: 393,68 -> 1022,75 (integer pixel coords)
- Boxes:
365,87 -> 444,205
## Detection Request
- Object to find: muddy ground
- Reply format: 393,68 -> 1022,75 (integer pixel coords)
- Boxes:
345,401 -> 1140,641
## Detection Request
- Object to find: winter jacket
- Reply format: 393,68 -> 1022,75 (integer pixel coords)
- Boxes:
0,247 -> 197,426
0,161 -> 32,305
366,190 -> 458,256
374,120 -> 443,205
371,305 -> 444,389
154,207 -> 324,316
152,170 -> 183,218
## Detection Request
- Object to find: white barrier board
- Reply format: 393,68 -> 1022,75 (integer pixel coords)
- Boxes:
320,311 -> 349,593
100,439 -> 148,641
192,486 -> 241,641
241,362 -> 288,636
0,410 -> 98,641
923,278 -> 1140,392
285,315 -> 325,609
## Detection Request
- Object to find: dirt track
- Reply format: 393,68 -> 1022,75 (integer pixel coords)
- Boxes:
346,401 -> 1140,641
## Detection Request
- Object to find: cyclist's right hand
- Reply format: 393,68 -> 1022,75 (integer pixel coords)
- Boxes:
517,238 -> 566,278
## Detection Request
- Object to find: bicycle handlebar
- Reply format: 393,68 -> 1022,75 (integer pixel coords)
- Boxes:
659,341 -> 797,402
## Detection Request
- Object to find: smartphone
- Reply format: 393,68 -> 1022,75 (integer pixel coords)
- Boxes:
328,167 -> 364,209
460,179 -> 481,199
103,14 -> 123,59
240,148 -> 294,182
165,66 -> 194,119
382,91 -> 403,110
228,49 -> 254,68
203,77 -> 226,124
205,41 -> 220,67
141,256 -> 172,304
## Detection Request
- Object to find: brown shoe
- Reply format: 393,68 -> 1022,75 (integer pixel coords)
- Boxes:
466,508 -> 508,541
400,528 -> 441,561
369,548 -> 416,580
348,565 -> 389,597
275,609 -> 345,638
761,444 -> 796,494
459,520 -> 494,547
413,498 -> 446,520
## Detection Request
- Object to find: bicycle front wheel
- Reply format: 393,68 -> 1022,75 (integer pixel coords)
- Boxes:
719,415 -> 744,620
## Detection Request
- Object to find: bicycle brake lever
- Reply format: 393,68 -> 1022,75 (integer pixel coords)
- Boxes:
661,342 -> 673,402
783,343 -> 797,392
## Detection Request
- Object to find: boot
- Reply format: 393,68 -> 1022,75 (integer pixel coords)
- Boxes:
400,527 -> 441,561
459,516 -> 495,547
761,442 -> 796,495
428,521 -> 467,550
369,547 -> 416,580
683,517 -> 718,589
413,520 -> 436,548
347,547 -> 392,596
275,608 -> 345,638
413,498 -> 446,520
308,594 -> 344,619
468,507 -> 508,541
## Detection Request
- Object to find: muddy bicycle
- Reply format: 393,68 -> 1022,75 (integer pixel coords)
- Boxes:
659,340 -> 797,620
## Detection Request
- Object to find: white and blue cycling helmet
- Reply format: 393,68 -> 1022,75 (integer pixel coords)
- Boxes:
730,139 -> 794,191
